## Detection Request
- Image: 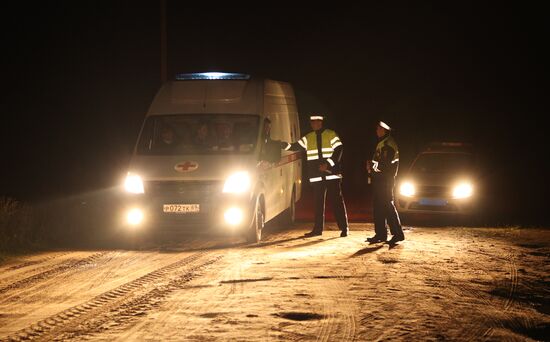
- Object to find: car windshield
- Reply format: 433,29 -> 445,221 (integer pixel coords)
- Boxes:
411,152 -> 474,174
137,114 -> 259,155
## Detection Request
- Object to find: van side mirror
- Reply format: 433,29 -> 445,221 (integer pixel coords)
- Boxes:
262,140 -> 282,163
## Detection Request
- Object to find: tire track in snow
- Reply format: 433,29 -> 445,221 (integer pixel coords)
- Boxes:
1,251 -> 216,341
1,252 -> 71,272
52,255 -> 223,341
0,252 -> 111,300
0,252 -> 83,287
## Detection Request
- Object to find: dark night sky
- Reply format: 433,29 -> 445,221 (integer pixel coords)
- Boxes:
1,2 -> 547,224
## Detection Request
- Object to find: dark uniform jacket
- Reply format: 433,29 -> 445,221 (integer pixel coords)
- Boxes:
371,134 -> 399,180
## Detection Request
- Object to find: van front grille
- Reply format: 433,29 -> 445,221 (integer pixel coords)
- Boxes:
145,181 -> 222,197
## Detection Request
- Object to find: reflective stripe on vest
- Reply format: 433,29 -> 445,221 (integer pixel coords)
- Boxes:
309,174 -> 342,182
298,137 -> 307,149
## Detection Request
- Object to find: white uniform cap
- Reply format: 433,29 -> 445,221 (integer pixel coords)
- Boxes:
310,115 -> 324,121
379,121 -> 391,130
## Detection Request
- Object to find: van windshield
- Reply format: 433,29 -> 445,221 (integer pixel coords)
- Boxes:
137,114 -> 260,155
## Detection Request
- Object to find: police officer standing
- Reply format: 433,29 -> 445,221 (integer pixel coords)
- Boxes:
283,114 -> 349,237
366,121 -> 405,245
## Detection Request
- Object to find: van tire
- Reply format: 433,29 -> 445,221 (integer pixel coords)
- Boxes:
246,199 -> 264,243
282,187 -> 296,226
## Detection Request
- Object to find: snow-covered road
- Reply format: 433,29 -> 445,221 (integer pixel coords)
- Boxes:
0,224 -> 548,341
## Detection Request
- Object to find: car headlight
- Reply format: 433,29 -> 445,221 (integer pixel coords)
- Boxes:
399,181 -> 416,197
453,182 -> 473,199
124,173 -> 144,194
223,171 -> 251,194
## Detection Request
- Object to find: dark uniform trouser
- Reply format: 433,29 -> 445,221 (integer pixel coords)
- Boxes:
312,179 -> 349,233
373,176 -> 403,238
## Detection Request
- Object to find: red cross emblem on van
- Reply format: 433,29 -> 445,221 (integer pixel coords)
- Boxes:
174,161 -> 199,173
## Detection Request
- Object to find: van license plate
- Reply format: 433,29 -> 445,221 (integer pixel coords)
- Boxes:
163,204 -> 200,213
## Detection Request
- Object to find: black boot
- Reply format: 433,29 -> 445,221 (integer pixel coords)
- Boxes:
387,234 -> 405,245
304,230 -> 322,238
366,235 -> 387,243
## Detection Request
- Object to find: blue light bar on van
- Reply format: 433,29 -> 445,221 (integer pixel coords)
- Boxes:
175,72 -> 250,80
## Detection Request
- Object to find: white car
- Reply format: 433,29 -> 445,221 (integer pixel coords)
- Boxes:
396,143 -> 479,218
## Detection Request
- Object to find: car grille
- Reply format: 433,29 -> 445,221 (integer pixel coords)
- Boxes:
416,185 -> 450,197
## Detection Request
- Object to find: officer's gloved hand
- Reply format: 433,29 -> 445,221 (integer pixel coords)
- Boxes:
319,162 -> 329,173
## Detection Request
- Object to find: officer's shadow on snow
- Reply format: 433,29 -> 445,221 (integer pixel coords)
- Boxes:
350,244 -> 385,257
350,241 -> 405,257
155,234 -> 308,252
282,236 -> 339,249
149,235 -> 248,252
243,236 -> 304,249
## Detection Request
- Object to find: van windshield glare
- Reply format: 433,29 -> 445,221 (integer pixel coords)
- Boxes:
137,114 -> 260,155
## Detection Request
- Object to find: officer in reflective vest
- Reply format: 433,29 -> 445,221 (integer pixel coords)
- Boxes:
366,121 -> 405,245
283,114 -> 349,237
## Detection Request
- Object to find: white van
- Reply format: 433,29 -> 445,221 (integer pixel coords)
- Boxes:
122,72 -> 302,242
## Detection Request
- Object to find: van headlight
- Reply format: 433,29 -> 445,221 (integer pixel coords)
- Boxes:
224,207 -> 244,226
452,182 -> 473,199
223,171 -> 251,194
124,173 -> 144,194
399,181 -> 416,197
127,208 -> 144,225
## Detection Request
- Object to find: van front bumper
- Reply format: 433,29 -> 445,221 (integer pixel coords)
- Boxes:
121,180 -> 256,232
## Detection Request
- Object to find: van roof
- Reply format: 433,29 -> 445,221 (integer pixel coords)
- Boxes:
146,75 -> 295,117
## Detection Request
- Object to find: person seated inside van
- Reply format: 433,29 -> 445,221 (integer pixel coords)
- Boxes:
213,122 -> 235,151
192,120 -> 215,152
155,125 -> 180,153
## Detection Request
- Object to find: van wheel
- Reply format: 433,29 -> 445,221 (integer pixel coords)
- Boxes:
246,199 -> 264,243
282,187 -> 296,226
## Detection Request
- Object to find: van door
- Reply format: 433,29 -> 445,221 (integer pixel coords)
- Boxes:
261,115 -> 284,221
